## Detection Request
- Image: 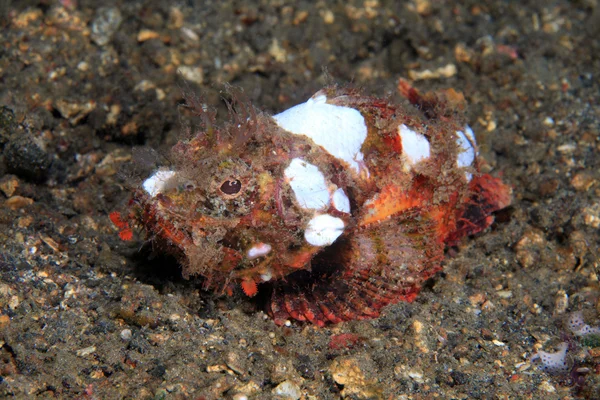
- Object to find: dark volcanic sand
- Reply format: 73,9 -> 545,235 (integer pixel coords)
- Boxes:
1,1 -> 599,399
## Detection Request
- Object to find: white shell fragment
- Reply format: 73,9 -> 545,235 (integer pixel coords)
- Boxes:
304,214 -> 345,246
332,188 -> 350,213
247,243 -> 272,259
284,158 -> 330,210
273,93 -> 367,173
142,170 -> 178,197
398,124 -> 430,166
456,125 -> 477,181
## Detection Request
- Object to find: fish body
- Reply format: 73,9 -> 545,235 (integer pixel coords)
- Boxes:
111,81 -> 511,326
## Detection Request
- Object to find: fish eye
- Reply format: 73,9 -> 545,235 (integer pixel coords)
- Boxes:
219,179 -> 242,195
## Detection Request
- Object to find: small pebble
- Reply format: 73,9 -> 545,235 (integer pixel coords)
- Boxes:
76,346 -> 96,357
120,329 -> 132,340
178,66 -> 204,85
5,196 -> 34,210
408,64 -> 457,81
542,117 -> 555,127
272,380 -> 301,400
91,7 -> 123,46
4,130 -> 51,182
137,29 -> 160,42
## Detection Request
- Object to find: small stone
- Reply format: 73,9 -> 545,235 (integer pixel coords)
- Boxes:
91,7 -> 123,46
76,346 -> 96,357
569,231 -> 589,257
4,130 -> 51,181
137,29 -> 160,42
412,319 -> 430,353
330,356 -> 382,398
514,230 -> 546,268
207,375 -> 235,398
180,27 -> 199,43
557,143 -> 577,153
5,196 -> 34,210
481,328 -> 494,340
542,117 -> 555,127
469,292 -> 486,306
408,64 -> 457,81
206,364 -> 228,373
121,121 -> 138,136
8,295 -> 19,310
270,360 -> 294,383
412,0 -> 432,15
12,8 -> 43,28
582,204 -> 600,228
538,380 -> 557,393
0,283 -> 12,297
226,351 -> 248,375
320,9 -> 335,24
293,11 -> 309,25
77,61 -> 90,72
120,329 -> 132,340
269,39 -> 287,63
330,357 -> 367,386
0,314 -> 10,328
272,380 -> 301,399
168,7 -> 185,29
0,175 -> 19,197
95,149 -> 132,176
553,290 -> 568,315
537,178 -> 559,197
233,381 -> 261,397
454,43 -> 475,64
570,172 -> 595,192
54,99 -> 96,125
178,66 -> 204,85
589,348 -> 600,358
397,367 -> 425,383
18,216 -> 33,228
40,235 -> 61,252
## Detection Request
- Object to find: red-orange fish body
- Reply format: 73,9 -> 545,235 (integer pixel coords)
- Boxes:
112,80 -> 511,326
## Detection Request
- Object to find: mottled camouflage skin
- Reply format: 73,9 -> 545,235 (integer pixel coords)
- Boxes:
111,81 -> 511,326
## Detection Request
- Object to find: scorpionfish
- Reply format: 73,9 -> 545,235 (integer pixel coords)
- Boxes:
111,80 -> 511,326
